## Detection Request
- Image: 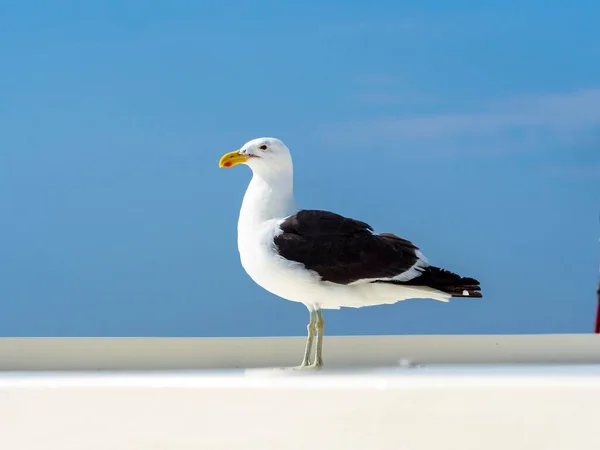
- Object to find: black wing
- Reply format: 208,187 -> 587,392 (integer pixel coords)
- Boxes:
273,210 -> 420,285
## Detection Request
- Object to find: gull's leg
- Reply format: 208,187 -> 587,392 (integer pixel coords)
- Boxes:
313,309 -> 325,367
300,309 -> 317,367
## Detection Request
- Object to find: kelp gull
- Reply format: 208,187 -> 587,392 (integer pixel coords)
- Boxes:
219,137 -> 482,368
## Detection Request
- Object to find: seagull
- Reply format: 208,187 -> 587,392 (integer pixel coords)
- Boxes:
219,137 -> 482,368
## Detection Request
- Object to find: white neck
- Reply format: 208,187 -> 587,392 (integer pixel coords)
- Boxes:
238,169 -> 296,231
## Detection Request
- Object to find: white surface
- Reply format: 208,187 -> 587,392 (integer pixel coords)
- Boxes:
2,335 -> 600,450
2,366 -> 600,450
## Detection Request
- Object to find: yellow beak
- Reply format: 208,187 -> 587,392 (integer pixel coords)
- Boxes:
219,150 -> 250,168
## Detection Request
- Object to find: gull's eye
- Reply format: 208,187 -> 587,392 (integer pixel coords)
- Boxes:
259,144 -> 268,151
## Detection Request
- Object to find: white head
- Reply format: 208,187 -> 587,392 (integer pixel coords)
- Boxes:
218,137 -> 293,181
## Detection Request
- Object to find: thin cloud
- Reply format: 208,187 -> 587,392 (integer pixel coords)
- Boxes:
317,19 -> 420,37
323,89 -> 600,156
352,75 -> 432,106
541,164 -> 600,180
353,74 -> 397,86
317,11 -> 520,40
353,92 -> 432,106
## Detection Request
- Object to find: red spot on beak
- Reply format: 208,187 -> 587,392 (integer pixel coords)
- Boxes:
224,161 -> 232,168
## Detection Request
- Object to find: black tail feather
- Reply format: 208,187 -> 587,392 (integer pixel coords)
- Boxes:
377,266 -> 483,298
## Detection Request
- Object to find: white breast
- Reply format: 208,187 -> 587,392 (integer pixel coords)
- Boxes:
238,219 -> 323,304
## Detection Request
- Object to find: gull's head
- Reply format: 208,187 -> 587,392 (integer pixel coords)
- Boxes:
219,137 -> 292,177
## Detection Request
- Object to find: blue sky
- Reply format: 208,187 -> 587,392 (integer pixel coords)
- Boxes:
1,1 -> 599,337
